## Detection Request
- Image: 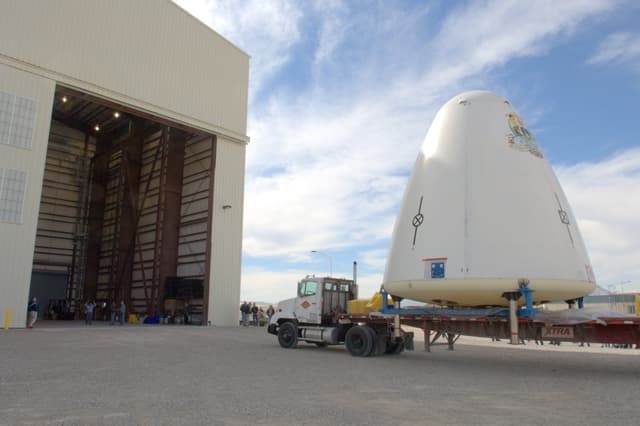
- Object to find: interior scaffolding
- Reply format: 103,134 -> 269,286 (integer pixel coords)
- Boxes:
32,86 -> 215,323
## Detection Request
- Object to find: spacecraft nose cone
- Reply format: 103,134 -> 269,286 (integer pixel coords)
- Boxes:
383,91 -> 595,307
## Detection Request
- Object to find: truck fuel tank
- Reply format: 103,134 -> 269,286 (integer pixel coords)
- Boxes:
300,326 -> 340,344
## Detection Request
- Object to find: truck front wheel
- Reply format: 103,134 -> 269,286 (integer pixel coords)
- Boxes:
278,321 -> 298,349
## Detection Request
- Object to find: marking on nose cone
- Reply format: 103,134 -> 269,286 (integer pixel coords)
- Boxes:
554,193 -> 574,247
558,210 -> 570,225
412,196 -> 424,248
412,213 -> 424,227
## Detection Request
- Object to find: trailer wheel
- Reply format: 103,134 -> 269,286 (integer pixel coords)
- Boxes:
345,325 -> 374,357
278,322 -> 298,349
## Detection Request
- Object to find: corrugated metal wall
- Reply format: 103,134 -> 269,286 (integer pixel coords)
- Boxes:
0,0 -> 249,141
32,121 -> 94,309
33,123 -> 94,272
0,64 -> 55,327
178,136 -> 213,280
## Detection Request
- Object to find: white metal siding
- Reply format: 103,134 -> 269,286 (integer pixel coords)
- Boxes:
0,0 -> 249,141
208,137 -> 245,326
0,64 -> 54,328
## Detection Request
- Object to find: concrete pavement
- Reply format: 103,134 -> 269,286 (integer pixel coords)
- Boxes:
1,322 -> 639,425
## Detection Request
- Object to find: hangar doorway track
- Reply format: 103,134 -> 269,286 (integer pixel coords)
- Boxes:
32,86 -> 216,325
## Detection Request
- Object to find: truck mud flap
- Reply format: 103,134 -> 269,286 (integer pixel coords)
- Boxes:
404,332 -> 415,351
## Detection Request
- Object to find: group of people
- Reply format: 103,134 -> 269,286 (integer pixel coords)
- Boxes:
24,296 -> 127,328
239,302 -> 275,327
46,299 -> 71,320
83,300 -> 126,325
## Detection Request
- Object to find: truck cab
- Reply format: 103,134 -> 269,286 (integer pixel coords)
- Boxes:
269,276 -> 356,327
267,276 -> 357,346
267,275 -> 412,356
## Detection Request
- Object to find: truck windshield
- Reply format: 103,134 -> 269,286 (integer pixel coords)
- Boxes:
298,280 -> 317,297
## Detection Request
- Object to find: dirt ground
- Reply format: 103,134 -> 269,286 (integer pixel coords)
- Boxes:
1,322 -> 639,426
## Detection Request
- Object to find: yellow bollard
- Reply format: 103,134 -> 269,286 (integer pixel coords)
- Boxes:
4,308 -> 11,330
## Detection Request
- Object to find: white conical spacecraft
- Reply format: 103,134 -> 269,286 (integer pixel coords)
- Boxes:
383,91 -> 596,307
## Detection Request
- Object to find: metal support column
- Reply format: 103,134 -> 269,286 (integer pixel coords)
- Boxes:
157,129 -> 187,314
393,300 -> 401,339
503,291 -> 520,345
446,333 -> 456,351
84,136 -> 110,304
423,324 -> 431,352
202,135 -> 217,325
115,120 -> 144,308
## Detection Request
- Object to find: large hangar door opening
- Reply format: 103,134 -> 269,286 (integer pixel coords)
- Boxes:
32,86 -> 215,323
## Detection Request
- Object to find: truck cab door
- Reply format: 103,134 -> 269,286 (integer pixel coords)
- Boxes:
294,279 -> 322,324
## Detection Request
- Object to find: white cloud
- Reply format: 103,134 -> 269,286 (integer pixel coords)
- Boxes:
406,0 -> 617,93
311,1 -> 349,66
587,32 -> 640,68
555,148 -> 640,291
358,248 -> 388,271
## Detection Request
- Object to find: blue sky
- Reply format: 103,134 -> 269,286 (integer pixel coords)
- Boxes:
175,0 -> 640,302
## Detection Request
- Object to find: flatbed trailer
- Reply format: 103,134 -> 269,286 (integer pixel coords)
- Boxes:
340,311 -> 640,352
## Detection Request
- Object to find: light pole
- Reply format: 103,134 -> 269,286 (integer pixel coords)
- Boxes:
311,250 -> 333,277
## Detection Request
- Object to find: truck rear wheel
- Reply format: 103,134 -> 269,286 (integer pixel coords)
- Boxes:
278,321 -> 298,349
345,325 -> 374,357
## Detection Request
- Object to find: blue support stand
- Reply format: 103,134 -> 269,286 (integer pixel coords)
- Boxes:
576,296 -> 584,309
517,286 -> 536,318
380,289 -> 391,313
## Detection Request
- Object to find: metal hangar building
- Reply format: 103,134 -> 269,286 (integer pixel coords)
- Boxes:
0,0 -> 249,327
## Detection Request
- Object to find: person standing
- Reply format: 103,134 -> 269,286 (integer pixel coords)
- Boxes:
119,300 -> 126,325
266,305 -> 275,323
251,303 -> 259,326
26,297 -> 39,328
110,301 -> 118,325
240,301 -> 249,326
183,303 -> 190,325
84,300 -> 96,325
101,301 -> 108,321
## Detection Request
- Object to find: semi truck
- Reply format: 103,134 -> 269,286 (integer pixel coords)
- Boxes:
267,273 -> 415,356
267,271 -> 640,356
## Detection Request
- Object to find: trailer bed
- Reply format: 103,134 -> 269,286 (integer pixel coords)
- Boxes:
339,311 -> 640,351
